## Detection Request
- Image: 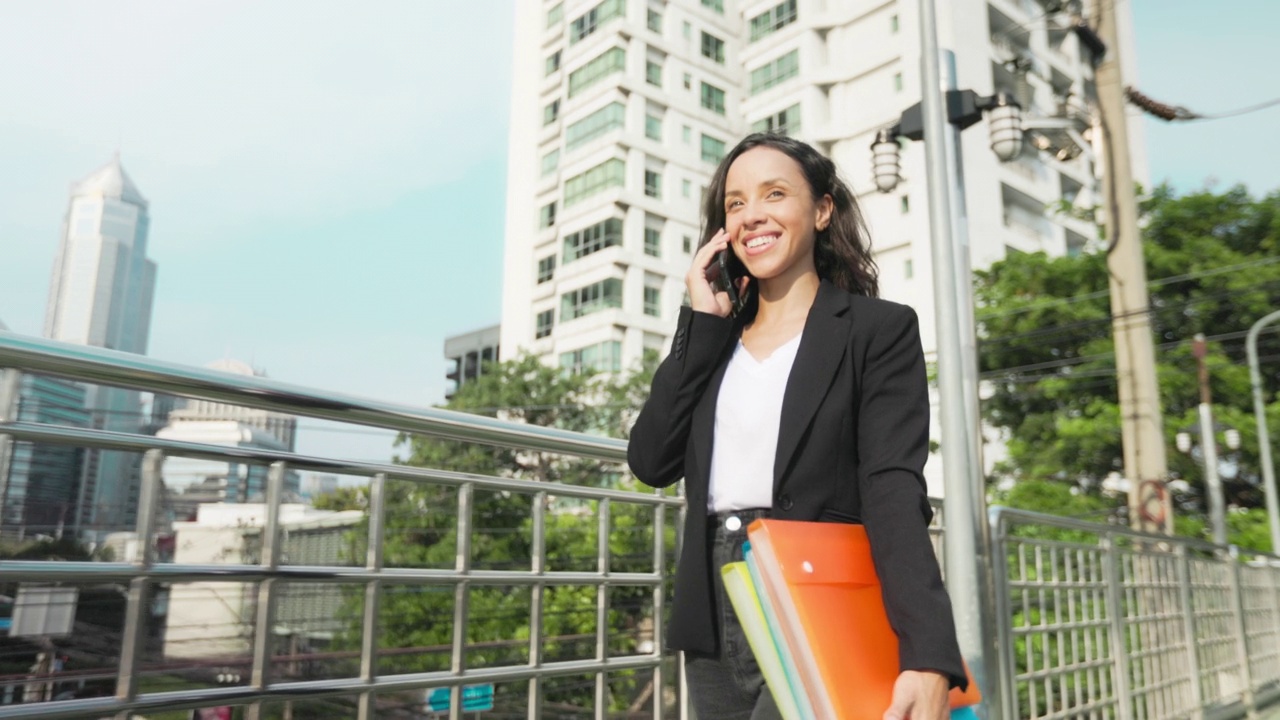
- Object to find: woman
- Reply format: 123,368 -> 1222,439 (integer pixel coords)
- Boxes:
627,134 -> 966,720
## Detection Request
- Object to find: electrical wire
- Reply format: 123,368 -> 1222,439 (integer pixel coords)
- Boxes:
1126,86 -> 1280,122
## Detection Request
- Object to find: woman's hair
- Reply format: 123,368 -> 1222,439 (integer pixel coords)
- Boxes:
700,133 -> 878,298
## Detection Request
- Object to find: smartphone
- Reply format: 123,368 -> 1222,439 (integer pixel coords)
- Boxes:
716,248 -> 750,317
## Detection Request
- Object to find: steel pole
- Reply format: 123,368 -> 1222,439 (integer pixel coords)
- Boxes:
919,1 -> 998,713
1247,310 -> 1280,553
1194,334 -> 1227,547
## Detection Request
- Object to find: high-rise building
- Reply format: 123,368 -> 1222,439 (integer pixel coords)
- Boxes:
499,0 -> 1145,492
43,155 -> 158,533
0,374 -> 89,537
444,324 -> 501,399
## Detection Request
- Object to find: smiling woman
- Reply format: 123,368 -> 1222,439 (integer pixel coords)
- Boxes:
628,134 -> 967,720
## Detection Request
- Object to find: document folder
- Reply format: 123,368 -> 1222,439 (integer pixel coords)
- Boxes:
743,518 -> 981,718
722,558 -> 806,720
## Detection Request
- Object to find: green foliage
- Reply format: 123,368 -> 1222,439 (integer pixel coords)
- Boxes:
977,185 -> 1280,531
330,352 -> 669,713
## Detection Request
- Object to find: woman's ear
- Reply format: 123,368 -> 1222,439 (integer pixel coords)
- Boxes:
815,194 -> 834,231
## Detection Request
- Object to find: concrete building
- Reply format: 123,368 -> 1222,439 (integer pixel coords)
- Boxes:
299,473 -> 340,503
444,324 -> 501,399
168,359 -> 298,451
43,155 -> 158,533
499,0 -> 1146,492
164,503 -> 363,660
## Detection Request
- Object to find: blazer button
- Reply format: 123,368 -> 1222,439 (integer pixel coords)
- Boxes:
779,494 -> 794,511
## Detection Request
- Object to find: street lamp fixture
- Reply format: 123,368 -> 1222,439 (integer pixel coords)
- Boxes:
869,90 -> 1024,193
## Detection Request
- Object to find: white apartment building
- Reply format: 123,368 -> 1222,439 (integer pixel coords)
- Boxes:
500,0 -> 1145,491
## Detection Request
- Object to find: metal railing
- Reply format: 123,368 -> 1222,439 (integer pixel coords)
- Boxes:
4,331 -> 1280,720
990,506 -> 1280,720
0,331 -> 684,720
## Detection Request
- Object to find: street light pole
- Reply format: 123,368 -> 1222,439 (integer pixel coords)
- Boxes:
917,0 -> 999,712
1246,310 -> 1280,553
1193,334 -> 1227,546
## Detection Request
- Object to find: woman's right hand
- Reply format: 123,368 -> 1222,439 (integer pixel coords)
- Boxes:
686,228 -> 744,318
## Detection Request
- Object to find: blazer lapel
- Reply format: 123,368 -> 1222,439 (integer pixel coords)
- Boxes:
773,280 -> 851,493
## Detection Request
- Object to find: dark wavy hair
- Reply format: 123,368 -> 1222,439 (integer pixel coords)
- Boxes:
699,133 -> 878,298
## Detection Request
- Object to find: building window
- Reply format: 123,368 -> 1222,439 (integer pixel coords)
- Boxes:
647,8 -> 662,32
644,214 -> 663,256
537,255 -> 556,283
683,72 -> 693,90
541,148 -> 561,177
547,2 -> 564,28
644,169 -> 662,198
901,195 -> 910,214
701,32 -> 725,63
682,20 -> 691,39
749,50 -> 799,95
646,59 -> 663,86
539,201 -> 557,228
700,82 -> 726,114
682,178 -> 691,197
644,285 -> 662,316
894,72 -> 904,92
545,50 -> 562,76
683,235 -> 693,253
570,0 -> 626,44
535,309 -> 555,339
645,112 -> 663,140
891,14 -> 899,33
751,103 -> 801,136
543,99 -> 560,126
701,0 -> 724,13
559,340 -> 622,374
565,102 -> 625,152
560,278 -> 624,320
565,158 -> 626,206
568,47 -> 626,97
563,217 -> 624,262
700,134 -> 726,163
682,125 -> 692,143
904,258 -> 913,279
749,0 -> 798,42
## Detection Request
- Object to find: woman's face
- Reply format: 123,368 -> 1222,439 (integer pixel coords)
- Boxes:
723,146 -> 832,285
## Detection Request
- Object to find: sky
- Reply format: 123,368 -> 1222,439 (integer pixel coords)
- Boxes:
0,0 -> 1277,466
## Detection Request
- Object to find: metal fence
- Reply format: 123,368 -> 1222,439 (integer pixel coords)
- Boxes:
990,507 -> 1280,720
3,331 -> 1280,720
0,332 -> 683,720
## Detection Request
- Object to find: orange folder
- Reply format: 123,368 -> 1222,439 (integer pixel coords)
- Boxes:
745,519 -> 981,718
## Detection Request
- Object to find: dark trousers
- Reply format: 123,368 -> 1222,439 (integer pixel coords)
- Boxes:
686,509 -> 783,720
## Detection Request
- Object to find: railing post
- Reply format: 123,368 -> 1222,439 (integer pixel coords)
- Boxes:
677,485 -> 689,720
1227,547 -> 1256,715
0,369 -> 21,537
595,498 -> 611,720
358,473 -> 387,720
115,448 -> 163,716
987,507 -> 1018,720
1177,545 -> 1205,719
1103,533 -> 1135,720
450,482 -> 474,720
651,490 -> 665,720
247,461 -> 288,720
528,490 -> 547,720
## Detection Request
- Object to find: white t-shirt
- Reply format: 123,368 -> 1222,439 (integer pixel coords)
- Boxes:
707,333 -> 803,513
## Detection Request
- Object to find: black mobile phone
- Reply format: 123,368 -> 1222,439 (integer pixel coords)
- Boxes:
716,248 -> 750,317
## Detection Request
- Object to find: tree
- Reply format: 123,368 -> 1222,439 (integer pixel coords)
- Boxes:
330,352 -> 671,715
976,185 -> 1280,548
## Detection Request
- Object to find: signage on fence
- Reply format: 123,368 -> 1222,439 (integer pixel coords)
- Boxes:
426,684 -> 495,713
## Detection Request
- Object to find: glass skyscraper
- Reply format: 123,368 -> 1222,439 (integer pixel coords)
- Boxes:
43,155 -> 158,534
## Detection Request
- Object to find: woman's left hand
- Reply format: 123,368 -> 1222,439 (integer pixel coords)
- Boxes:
883,669 -> 949,720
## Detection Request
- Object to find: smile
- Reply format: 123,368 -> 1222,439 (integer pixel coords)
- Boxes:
744,233 -> 778,250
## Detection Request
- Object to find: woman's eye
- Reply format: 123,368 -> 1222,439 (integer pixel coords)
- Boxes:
768,190 -> 784,198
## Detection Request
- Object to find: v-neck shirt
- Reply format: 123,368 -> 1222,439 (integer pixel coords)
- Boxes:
707,332 -> 803,513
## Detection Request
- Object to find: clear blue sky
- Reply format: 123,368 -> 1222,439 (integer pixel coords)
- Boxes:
0,0 -> 1276,464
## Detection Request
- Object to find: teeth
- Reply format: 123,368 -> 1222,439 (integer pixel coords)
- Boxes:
746,234 -> 778,248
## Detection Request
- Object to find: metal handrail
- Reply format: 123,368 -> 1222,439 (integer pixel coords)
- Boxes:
0,330 -> 628,461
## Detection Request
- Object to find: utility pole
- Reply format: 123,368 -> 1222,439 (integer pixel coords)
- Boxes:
1193,335 -> 1228,546
1089,0 -> 1171,534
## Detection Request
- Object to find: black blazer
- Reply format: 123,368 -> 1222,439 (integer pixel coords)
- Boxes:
627,279 -> 966,688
